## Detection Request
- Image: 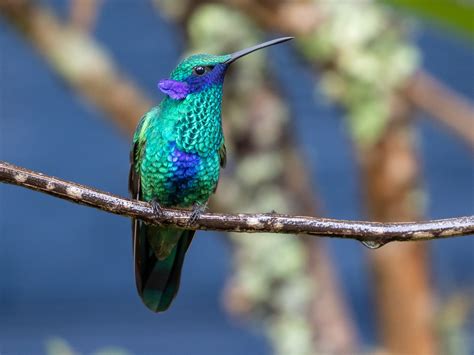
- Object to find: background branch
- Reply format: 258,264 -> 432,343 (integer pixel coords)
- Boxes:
1,161 -> 473,242
0,0 -> 151,134
405,71 -> 474,150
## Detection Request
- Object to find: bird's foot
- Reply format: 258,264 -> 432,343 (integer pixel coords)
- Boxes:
188,203 -> 207,226
150,199 -> 164,218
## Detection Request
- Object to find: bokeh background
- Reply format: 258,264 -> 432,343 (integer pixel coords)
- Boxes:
1,1 -> 473,354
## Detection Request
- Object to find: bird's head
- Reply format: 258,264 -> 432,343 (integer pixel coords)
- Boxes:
158,37 -> 293,100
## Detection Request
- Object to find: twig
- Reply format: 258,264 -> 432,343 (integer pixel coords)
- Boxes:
1,161 -> 473,242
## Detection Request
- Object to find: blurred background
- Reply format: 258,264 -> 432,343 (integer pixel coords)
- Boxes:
0,1 -> 473,354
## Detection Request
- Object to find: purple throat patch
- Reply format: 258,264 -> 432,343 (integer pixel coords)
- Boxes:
158,79 -> 189,100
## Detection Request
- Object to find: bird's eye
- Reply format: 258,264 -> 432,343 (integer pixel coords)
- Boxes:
193,66 -> 206,75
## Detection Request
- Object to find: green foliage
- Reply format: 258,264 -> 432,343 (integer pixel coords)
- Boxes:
385,0 -> 474,40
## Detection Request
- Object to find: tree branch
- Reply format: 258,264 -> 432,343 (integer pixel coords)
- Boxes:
1,161 -> 473,242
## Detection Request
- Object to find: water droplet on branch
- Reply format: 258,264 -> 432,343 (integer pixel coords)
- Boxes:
361,240 -> 386,249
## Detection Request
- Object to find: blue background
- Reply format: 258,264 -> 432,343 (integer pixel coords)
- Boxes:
1,1 -> 473,354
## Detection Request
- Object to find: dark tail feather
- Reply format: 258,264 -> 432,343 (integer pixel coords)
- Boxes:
133,219 -> 194,312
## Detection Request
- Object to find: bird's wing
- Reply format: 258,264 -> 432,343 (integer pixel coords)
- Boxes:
213,139 -> 226,194
219,139 -> 227,168
129,107 -> 159,256
128,107 -> 159,198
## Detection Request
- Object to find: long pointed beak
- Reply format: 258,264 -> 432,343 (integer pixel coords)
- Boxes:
225,37 -> 293,64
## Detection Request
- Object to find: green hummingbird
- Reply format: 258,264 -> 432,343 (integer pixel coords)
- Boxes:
129,37 -> 293,312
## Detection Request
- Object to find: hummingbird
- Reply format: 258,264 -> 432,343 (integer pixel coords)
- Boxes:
129,37 -> 293,312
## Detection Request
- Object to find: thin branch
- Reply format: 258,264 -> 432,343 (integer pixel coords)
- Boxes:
1,161 -> 473,242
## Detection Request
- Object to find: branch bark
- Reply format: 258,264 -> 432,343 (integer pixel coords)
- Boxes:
1,161 -> 473,242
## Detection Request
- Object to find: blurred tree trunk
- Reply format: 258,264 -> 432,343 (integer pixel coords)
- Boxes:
359,98 -> 435,355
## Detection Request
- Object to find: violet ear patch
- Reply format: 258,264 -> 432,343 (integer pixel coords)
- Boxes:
158,79 -> 189,99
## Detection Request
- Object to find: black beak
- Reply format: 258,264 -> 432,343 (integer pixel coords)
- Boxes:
225,37 -> 293,64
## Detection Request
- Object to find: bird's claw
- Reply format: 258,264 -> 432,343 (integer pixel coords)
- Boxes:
150,199 -> 164,218
188,203 -> 207,226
